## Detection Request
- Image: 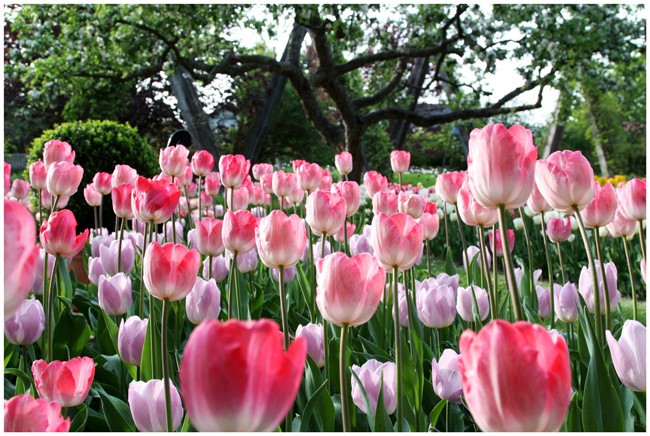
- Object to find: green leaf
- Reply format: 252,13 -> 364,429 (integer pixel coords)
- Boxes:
566,391 -> 582,432
52,305 -> 91,361
299,379 -> 330,432
4,368 -> 34,395
95,383 -> 136,432
350,369 -> 375,431
70,403 -> 88,432
428,399 -> 447,430
444,248 -> 456,276
373,378 -> 394,432
632,391 -> 646,429
621,385 -> 635,432
57,254 -> 74,301
303,355 -> 335,431
180,413 -> 193,432
140,316 -> 155,382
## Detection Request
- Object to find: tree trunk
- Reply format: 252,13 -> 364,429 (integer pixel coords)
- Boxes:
347,129 -> 365,183
169,65 -> 220,157
542,94 -> 566,159
243,23 -> 307,165
389,57 -> 430,150
584,94 -> 610,177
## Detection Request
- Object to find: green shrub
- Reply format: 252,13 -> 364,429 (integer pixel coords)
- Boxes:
26,120 -> 159,231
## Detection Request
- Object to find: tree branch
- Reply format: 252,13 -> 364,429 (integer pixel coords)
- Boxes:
352,58 -> 408,109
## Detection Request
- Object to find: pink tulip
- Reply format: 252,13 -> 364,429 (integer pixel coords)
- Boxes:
88,257 -> 108,285
457,180 -> 498,227
250,184 -> 266,206
606,320 -> 646,392
363,170 -> 388,198
185,277 -> 221,324
40,209 -> 89,258
332,181 -> 361,217
225,247 -> 259,273
111,183 -> 135,219
431,349 -> 463,404
617,178 -> 646,221
580,181 -> 616,228
416,278 -> 456,328
527,180 -> 552,215
159,144 -> 189,177
32,357 -> 95,407
204,172 -> 221,196
458,320 -> 572,431
260,173 -> 274,194
3,162 -> 10,194
118,316 -> 148,366
316,252 -> 386,327
334,221 -> 356,244
252,163 -> 273,181
292,159 -> 307,173
83,183 -> 102,207
219,154 -> 250,189
131,176 -> 181,224
176,165 -> 193,187
335,151 -> 353,175
223,210 -> 257,254
305,190 -> 346,237
272,170 -> 296,201
10,179 -> 30,200
390,150 -> 411,174
351,359 -> 397,415
318,169 -> 333,191
536,285 -> 551,318
226,186 -> 250,211
456,285 -> 489,322
373,191 -> 399,216
463,245 -> 491,271
256,210 -> 306,268
191,150 -> 215,176
398,192 -> 424,218
297,162 -> 322,192
435,171 -> 467,205
4,298 -> 45,345
287,184 -> 304,206
202,255 -> 228,283
578,260 -> 621,314
98,272 -> 132,316
371,212 -> 423,272
4,394 -> 70,432
180,318 -> 306,432
535,150 -> 594,213
29,160 -> 48,190
46,161 -> 84,197
129,379 -> 184,432
143,242 -> 201,301
112,164 -> 138,188
92,172 -> 112,195
100,239 -> 135,275
607,207 -> 637,238
195,218 -> 225,256
546,217 -> 572,243
295,323 -> 324,367
419,212 -> 440,240
43,139 -> 75,170
488,229 -> 514,257
553,282 -> 580,323
467,124 -> 537,210
434,272 -> 460,294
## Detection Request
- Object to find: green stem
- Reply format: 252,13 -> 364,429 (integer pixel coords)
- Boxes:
426,239 -> 431,278
392,266 -> 403,432
99,196 -> 103,229
340,323 -> 351,432
540,212 -> 555,328
573,205 -> 603,347
519,208 -> 535,305
492,224 -> 498,313
208,255 -> 213,281
453,203 -> 470,286
139,223 -> 149,320
478,226 -> 497,320
228,253 -> 237,319
622,237 -> 638,321
343,216 -> 349,256
42,252 -> 49,356
556,242 -> 567,284
93,206 -> 98,230
161,299 -> 173,432
184,186 -> 194,229
443,203 -> 450,253
46,254 -> 60,362
497,205 -> 523,321
117,217 -> 125,274
594,227 -> 611,331
307,225 -> 316,322
51,195 -> 59,214
278,265 -> 292,432
638,219 -> 646,261
38,189 -> 43,231
197,175 -> 202,221
398,173 -> 402,191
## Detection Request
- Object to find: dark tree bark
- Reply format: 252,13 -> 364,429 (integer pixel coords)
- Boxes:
542,95 -> 566,159
389,56 -> 430,150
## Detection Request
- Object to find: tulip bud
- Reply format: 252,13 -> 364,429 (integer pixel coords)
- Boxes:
553,282 -> 580,323
98,273 -> 132,316
351,359 -> 397,415
43,139 -> 74,170
546,217 -> 572,243
390,150 -> 410,174
580,182 -> 617,228
144,242 -> 201,301
606,320 -> 646,392
11,179 -> 30,200
536,285 -> 551,318
219,154 -> 250,189
256,210 -> 307,269
371,212 -> 423,272
4,298 -> 45,345
159,145 -> 189,177
456,285 -> 489,322
185,277 -> 221,325
436,171 -> 467,205
617,178 -> 646,221
118,316 -> 148,366
83,183 -> 102,207
335,151 -> 353,175
32,357 -> 95,407
416,278 -> 456,328
128,379 -> 184,432
431,349 -> 463,404
29,161 -> 48,190
295,323 -> 324,367
223,210 -> 257,254
112,164 -> 138,188
363,171 -> 388,198
202,255 -> 228,283
191,150 -> 215,177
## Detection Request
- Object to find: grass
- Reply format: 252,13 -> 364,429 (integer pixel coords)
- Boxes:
391,172 -> 437,188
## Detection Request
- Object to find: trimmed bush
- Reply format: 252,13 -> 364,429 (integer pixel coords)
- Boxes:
26,120 -> 159,232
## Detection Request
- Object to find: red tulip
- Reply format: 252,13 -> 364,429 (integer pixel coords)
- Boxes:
305,190 -> 346,237
371,212 -> 423,272
488,229 -> 514,257
607,207 -> 637,238
398,192 -> 424,219
423,201 -> 437,215
458,320 -> 571,431
93,172 -> 112,195
363,171 -> 388,198
457,180 -> 497,227
32,357 -> 95,407
4,200 -> 39,317
219,154 -> 250,189
159,144 -> 189,177
83,183 -> 102,207
272,170 -> 296,200
180,319 -> 306,432
252,163 -> 273,181
467,124 -> 538,209
29,160 -> 48,190
143,242 -> 201,301
40,209 -> 89,258
195,217 -> 225,256
527,180 -> 552,215
131,176 -> 181,224
43,139 -> 74,171
372,191 -> 398,216
112,164 -> 138,188
204,172 -> 221,196
546,217 -> 572,243
223,210 -> 257,254
390,150 -> 411,174
335,151 -> 353,175
580,181 -> 617,228
10,178 -> 30,200
332,181 -> 361,217
256,210 -> 307,268
419,212 -> 440,240
617,178 -> 646,221
112,183 -> 135,219
46,161 -> 84,198
316,252 -> 386,326
535,150 -> 594,213
4,394 -> 70,432
297,162 -> 322,192
191,150 -> 215,176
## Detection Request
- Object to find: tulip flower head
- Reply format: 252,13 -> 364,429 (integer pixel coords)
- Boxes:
535,150 -> 595,214
371,212 -> 423,272
617,178 -> 646,221
32,357 -> 95,407
4,394 -> 70,432
129,379 -> 184,432
390,150 -> 410,174
335,151 -> 353,175
4,298 -> 45,345
43,139 -> 75,171
606,320 -> 646,392
435,171 -> 467,205
432,349 -> 464,404
143,242 -> 201,301
191,150 -> 215,176
351,359 -> 397,415
256,210 -> 306,269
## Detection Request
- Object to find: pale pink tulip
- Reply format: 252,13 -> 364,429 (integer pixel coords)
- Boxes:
29,160 -> 48,190
535,150 -> 594,213
371,212 -> 423,272
219,154 -> 250,189
112,164 -> 138,188
305,190 -> 346,237
335,151 -> 353,175
159,144 -> 189,177
92,172 -> 112,195
43,139 -> 75,170
372,191 -> 398,216
390,150 -> 410,174
46,161 -> 84,198
256,210 -> 306,268
457,180 -> 497,227
435,171 -> 467,205
546,217 -> 572,243
617,178 -> 646,221
363,171 -> 388,198
191,150 -> 215,176
332,181 -> 361,217
580,182 -> 616,228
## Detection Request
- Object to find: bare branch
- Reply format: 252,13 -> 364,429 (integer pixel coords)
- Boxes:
352,58 -> 408,109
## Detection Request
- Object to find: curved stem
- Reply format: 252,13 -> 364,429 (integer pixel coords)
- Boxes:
497,205 -> 523,321
46,254 -> 60,362
340,323 -> 351,432
519,208 -> 535,304
556,242 -> 567,284
573,205 -> 603,347
161,299 -> 173,432
594,227 -> 611,331
478,226 -> 497,320
637,220 -> 646,261
453,204 -> 470,286
540,212 -> 555,328
392,266 -> 403,433
622,237 -> 638,321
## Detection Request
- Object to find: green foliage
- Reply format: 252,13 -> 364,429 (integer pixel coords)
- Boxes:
26,120 -> 158,231
362,123 -> 393,175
